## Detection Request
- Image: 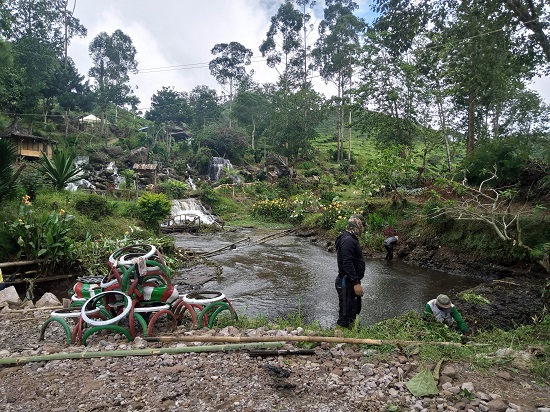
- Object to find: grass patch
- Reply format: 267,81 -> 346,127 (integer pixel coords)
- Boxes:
457,292 -> 491,305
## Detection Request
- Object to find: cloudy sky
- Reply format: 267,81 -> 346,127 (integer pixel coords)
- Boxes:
67,0 -> 549,113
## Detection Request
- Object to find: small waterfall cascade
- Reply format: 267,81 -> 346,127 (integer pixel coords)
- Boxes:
208,157 -> 242,183
66,157 -> 96,191
208,157 -> 233,182
167,198 -> 218,225
106,161 -> 121,189
186,176 -> 197,190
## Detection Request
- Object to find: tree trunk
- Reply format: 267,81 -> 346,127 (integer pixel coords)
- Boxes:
467,92 -> 476,155
435,84 -> 452,172
251,118 -> 256,151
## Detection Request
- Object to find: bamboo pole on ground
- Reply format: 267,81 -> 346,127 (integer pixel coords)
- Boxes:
0,342 -> 284,366
144,335 -> 463,347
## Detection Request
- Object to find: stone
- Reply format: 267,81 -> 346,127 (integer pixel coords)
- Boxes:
441,365 -> 457,378
487,399 -> 508,412
0,286 -> 21,306
496,370 -> 513,381
461,382 -> 475,393
477,392 -> 492,401
35,292 -> 61,308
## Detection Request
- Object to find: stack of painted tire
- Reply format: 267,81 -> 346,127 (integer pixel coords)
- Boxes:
40,243 -> 237,345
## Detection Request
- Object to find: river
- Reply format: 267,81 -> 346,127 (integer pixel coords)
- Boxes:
173,229 -> 480,328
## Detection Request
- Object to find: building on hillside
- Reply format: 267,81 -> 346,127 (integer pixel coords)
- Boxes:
0,121 -> 57,159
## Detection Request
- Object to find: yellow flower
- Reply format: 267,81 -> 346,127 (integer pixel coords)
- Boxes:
59,209 -> 65,216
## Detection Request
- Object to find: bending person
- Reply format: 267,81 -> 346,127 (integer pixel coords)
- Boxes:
424,294 -> 470,335
383,235 -> 398,260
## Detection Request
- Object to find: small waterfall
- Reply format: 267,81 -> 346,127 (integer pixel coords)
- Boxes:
106,161 -> 121,189
208,157 -> 233,182
166,198 -> 218,225
208,157 -> 242,183
186,176 -> 197,190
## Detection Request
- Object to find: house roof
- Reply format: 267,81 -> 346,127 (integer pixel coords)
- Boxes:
133,163 -> 158,170
0,120 -> 58,144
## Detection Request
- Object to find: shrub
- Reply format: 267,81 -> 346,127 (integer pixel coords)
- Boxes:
318,201 -> 360,230
74,193 -> 112,220
252,198 -> 291,222
137,193 -> 172,229
158,179 -> 189,199
8,195 -> 74,268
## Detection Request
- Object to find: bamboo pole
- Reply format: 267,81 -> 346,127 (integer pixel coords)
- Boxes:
0,342 -> 284,366
3,306 -> 63,313
200,237 -> 251,257
0,260 -> 44,268
144,335 -> 463,347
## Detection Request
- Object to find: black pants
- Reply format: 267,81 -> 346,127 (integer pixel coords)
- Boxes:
335,277 -> 361,327
384,245 -> 394,260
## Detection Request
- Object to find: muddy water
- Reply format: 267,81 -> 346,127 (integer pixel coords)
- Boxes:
173,229 -> 480,328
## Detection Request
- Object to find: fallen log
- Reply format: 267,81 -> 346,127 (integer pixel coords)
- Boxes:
0,342 -> 285,366
144,335 -> 463,347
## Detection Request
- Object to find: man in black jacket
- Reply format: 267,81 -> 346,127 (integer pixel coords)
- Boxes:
335,214 -> 366,328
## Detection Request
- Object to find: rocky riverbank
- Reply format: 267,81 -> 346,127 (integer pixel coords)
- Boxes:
0,298 -> 549,412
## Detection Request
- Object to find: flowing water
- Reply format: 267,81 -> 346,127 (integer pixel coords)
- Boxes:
173,229 -> 480,328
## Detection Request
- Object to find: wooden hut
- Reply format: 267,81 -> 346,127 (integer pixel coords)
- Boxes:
0,121 -> 57,159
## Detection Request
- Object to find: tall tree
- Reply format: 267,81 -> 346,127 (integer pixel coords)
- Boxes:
88,29 -> 138,139
312,0 -> 365,163
233,76 -> 271,155
189,85 -> 221,132
146,86 -> 193,125
5,0 -> 86,52
208,41 -> 253,128
266,84 -> 325,163
260,0 -> 305,91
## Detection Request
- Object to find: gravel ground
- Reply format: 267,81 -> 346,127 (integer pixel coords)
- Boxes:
0,302 -> 549,412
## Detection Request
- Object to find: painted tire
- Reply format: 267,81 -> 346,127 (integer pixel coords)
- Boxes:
180,291 -> 225,305
108,244 -> 156,266
80,291 -> 132,326
39,317 -> 72,344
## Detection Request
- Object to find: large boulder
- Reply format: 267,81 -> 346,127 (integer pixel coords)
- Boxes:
126,147 -> 149,165
35,292 -> 62,308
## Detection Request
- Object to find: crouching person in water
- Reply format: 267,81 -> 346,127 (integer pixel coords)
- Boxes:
335,214 -> 365,329
424,294 -> 470,335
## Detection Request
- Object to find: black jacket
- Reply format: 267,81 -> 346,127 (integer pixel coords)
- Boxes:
336,230 -> 365,285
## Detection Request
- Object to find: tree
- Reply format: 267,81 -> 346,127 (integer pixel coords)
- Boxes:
146,86 -> 193,158
0,140 -> 23,203
265,85 -> 325,162
209,42 -> 253,128
5,0 -> 86,52
53,58 -> 94,137
312,0 -> 365,164
260,0 -> 305,91
146,86 -> 193,125
426,169 -> 550,273
190,85 -> 221,132
233,77 -> 271,154
11,35 -> 60,119
88,29 -> 139,139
